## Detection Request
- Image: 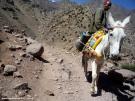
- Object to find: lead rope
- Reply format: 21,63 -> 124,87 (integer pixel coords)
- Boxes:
103,49 -> 106,60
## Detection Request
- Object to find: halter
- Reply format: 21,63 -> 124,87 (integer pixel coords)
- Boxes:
107,26 -> 125,31
103,26 -> 126,60
111,26 -> 125,29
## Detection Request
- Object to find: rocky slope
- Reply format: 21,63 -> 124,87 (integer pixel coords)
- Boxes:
0,0 -> 43,38
0,28 -> 45,100
39,5 -> 95,50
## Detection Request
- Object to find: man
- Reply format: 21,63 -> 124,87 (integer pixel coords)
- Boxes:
75,0 -> 112,51
89,0 -> 112,35
81,0 -> 112,54
81,0 -> 112,79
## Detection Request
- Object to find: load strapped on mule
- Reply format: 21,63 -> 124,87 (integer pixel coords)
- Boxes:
75,29 -> 106,59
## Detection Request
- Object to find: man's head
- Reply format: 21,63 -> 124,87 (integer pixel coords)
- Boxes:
104,0 -> 112,11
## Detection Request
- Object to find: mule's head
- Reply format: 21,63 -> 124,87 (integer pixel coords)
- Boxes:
108,13 -> 130,59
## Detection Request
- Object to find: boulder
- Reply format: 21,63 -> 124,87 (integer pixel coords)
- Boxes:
3,65 -> 17,75
0,63 -> 5,73
26,43 -> 44,58
19,52 -> 27,57
8,44 -> 22,51
13,82 -> 29,90
24,37 -> 37,45
44,90 -> 55,96
17,90 -> 26,97
15,60 -> 21,65
3,26 -> 13,33
6,0 -> 14,5
13,71 -> 22,78
15,34 -> 23,38
57,58 -> 64,64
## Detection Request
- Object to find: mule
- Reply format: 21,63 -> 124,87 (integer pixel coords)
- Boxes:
82,13 -> 131,95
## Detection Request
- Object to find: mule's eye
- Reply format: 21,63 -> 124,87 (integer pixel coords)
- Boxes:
110,33 -> 113,37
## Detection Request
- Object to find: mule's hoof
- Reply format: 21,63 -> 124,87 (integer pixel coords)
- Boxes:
90,91 -> 98,96
90,91 -> 95,95
90,88 -> 98,96
90,87 -> 94,94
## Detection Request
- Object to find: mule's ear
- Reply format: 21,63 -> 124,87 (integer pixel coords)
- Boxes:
108,12 -> 115,27
122,16 -> 131,27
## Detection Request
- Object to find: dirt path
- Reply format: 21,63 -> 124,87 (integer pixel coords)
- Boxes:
34,44 -> 115,101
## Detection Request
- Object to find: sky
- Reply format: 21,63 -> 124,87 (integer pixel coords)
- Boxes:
112,0 -> 135,10
50,0 -> 135,10
71,0 -> 135,10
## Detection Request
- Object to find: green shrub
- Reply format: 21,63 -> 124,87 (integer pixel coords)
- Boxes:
121,64 -> 135,72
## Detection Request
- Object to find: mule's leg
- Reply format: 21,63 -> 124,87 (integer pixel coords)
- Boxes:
93,62 -> 103,94
82,53 -> 88,77
91,60 -> 98,94
84,59 -> 88,77
94,66 -> 101,94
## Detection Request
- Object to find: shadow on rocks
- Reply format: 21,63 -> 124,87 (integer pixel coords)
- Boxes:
35,57 -> 50,63
86,70 -> 135,101
0,40 -> 4,44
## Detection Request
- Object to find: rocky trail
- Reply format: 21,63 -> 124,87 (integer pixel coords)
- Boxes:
34,43 -> 135,101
